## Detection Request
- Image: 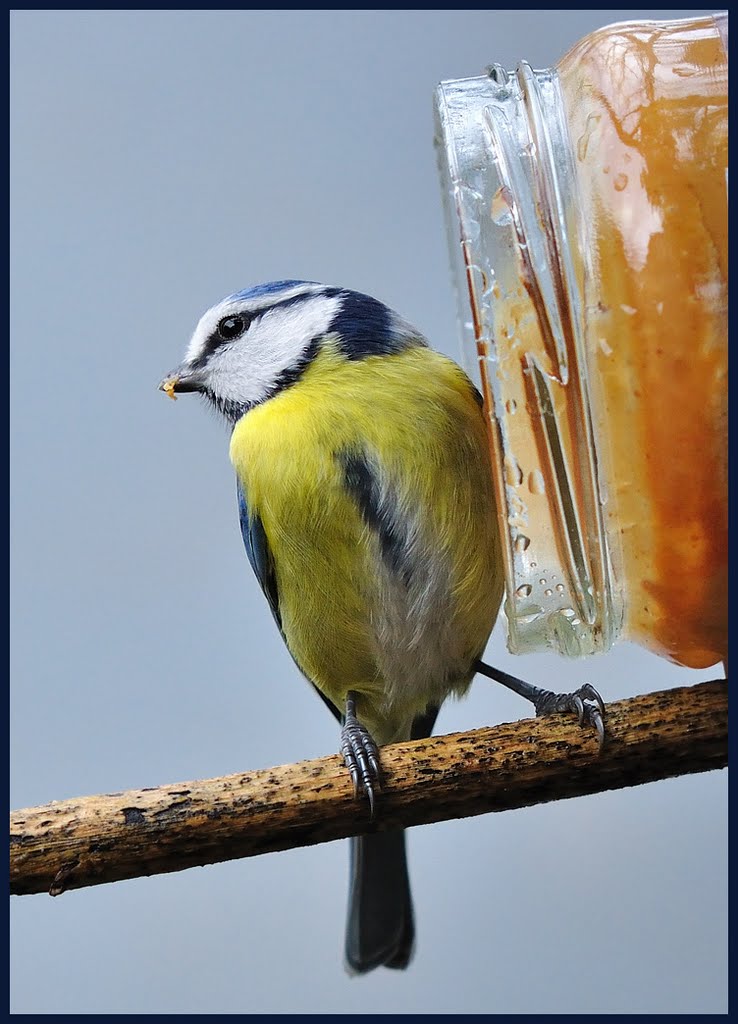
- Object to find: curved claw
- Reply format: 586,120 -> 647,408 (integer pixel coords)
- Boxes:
534,683 -> 606,752
577,698 -> 606,753
340,699 -> 382,819
580,682 -> 606,718
591,707 -> 606,752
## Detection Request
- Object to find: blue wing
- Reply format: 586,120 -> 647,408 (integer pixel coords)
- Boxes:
237,480 -> 282,631
236,479 -> 341,724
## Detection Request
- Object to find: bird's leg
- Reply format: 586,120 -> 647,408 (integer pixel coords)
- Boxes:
340,691 -> 382,819
475,662 -> 606,751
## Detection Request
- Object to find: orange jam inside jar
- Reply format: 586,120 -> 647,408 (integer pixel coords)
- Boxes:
435,14 -> 727,668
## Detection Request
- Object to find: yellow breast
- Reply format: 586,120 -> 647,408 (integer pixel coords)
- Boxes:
229,342 -> 502,742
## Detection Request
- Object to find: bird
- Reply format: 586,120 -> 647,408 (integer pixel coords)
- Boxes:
159,280 -> 604,974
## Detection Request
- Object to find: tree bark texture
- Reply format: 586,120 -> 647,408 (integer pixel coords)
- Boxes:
10,680 -> 727,897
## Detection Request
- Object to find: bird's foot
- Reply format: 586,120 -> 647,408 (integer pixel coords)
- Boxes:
340,692 -> 382,819
532,683 -> 606,751
475,663 -> 606,752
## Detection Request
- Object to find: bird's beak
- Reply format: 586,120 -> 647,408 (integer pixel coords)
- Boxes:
158,365 -> 206,401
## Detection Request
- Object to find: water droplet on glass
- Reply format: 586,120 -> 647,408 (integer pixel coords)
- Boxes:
544,589 -> 553,597
505,398 -> 518,414
613,172 -> 628,192
528,469 -> 545,495
556,583 -> 565,593
505,456 -> 524,487
539,578 -> 546,586
514,534 -> 530,553
620,304 -> 637,316
599,338 -> 613,357
515,584 -> 532,598
530,561 -> 537,569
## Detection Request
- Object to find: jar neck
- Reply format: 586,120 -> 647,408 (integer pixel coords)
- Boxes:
436,64 -> 620,657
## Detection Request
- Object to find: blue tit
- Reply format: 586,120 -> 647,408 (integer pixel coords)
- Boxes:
159,280 -> 604,974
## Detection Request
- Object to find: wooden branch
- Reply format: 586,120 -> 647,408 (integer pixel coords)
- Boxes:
10,680 -> 727,897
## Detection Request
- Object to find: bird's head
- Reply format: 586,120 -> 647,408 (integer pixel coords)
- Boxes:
159,280 -> 424,423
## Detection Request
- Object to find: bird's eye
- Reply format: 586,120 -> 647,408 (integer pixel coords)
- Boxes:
217,315 -> 249,341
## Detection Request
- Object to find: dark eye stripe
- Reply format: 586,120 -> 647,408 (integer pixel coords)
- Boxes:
192,292 -> 321,369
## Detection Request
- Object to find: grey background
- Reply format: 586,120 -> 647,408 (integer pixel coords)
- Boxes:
10,10 -> 726,1015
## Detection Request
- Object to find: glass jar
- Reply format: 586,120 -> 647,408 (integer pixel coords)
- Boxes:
434,13 -> 728,669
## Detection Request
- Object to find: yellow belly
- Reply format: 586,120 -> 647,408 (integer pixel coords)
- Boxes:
229,343 -> 502,743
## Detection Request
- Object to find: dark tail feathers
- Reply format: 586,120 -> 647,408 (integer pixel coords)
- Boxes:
345,829 -> 414,974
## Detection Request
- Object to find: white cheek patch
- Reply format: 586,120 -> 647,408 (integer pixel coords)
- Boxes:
184,282 -> 323,365
190,291 -> 342,409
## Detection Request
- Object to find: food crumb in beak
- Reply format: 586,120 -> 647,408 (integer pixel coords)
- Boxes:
161,378 -> 178,400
